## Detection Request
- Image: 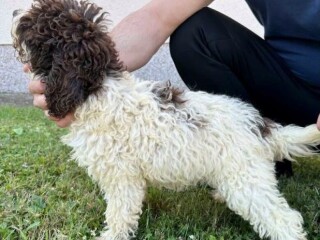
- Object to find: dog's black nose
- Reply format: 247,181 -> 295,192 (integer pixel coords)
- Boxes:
13,9 -> 21,17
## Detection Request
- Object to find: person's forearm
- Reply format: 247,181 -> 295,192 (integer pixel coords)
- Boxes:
110,0 -> 213,71
110,8 -> 163,72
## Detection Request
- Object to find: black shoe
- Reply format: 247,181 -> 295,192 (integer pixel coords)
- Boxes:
275,159 -> 293,178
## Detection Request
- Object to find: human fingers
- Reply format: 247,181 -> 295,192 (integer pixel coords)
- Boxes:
33,93 -> 48,110
23,63 -> 31,73
45,111 -> 75,128
28,79 -> 46,94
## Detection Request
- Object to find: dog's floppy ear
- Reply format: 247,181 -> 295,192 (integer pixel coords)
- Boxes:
13,0 -> 122,118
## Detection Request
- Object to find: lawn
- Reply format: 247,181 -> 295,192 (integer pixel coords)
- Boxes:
0,106 -> 319,240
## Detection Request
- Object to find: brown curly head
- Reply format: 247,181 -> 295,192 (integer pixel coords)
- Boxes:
12,0 -> 122,118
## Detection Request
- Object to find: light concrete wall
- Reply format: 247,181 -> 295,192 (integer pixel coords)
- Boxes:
0,0 -> 263,93
0,0 -> 150,44
0,0 -> 263,44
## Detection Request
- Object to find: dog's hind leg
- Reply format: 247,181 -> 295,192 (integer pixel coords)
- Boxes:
212,158 -> 307,240
97,174 -> 146,240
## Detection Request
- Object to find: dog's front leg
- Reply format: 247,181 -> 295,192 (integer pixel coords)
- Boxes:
97,175 -> 146,240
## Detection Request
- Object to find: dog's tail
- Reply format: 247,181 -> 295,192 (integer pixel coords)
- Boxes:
270,124 -> 320,161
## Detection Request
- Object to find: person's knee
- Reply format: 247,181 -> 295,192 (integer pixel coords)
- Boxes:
170,8 -> 215,47
169,7 -> 229,62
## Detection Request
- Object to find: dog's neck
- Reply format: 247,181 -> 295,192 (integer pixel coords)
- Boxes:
67,71 -> 187,131
69,72 -> 158,128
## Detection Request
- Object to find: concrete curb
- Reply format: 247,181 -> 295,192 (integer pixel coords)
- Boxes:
0,92 -> 33,106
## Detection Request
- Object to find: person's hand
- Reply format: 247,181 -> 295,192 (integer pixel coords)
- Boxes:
24,64 -> 75,128
317,114 -> 320,130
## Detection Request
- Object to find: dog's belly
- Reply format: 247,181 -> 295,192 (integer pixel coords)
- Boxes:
142,168 -> 210,191
139,144 -> 223,190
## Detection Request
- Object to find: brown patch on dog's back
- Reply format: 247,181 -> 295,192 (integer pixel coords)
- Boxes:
152,81 -> 186,107
152,81 -> 209,128
259,117 -> 276,138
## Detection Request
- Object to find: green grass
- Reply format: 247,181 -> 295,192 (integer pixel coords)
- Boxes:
0,106 -> 319,240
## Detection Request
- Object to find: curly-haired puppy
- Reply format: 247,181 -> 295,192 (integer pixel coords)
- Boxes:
12,0 -> 320,239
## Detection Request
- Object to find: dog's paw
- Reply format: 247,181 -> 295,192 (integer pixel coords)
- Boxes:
211,190 -> 225,203
96,230 -> 129,240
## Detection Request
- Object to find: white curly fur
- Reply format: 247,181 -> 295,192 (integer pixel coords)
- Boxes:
61,72 -> 320,240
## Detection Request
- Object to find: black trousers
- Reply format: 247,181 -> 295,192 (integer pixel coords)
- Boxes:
169,8 -> 320,176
